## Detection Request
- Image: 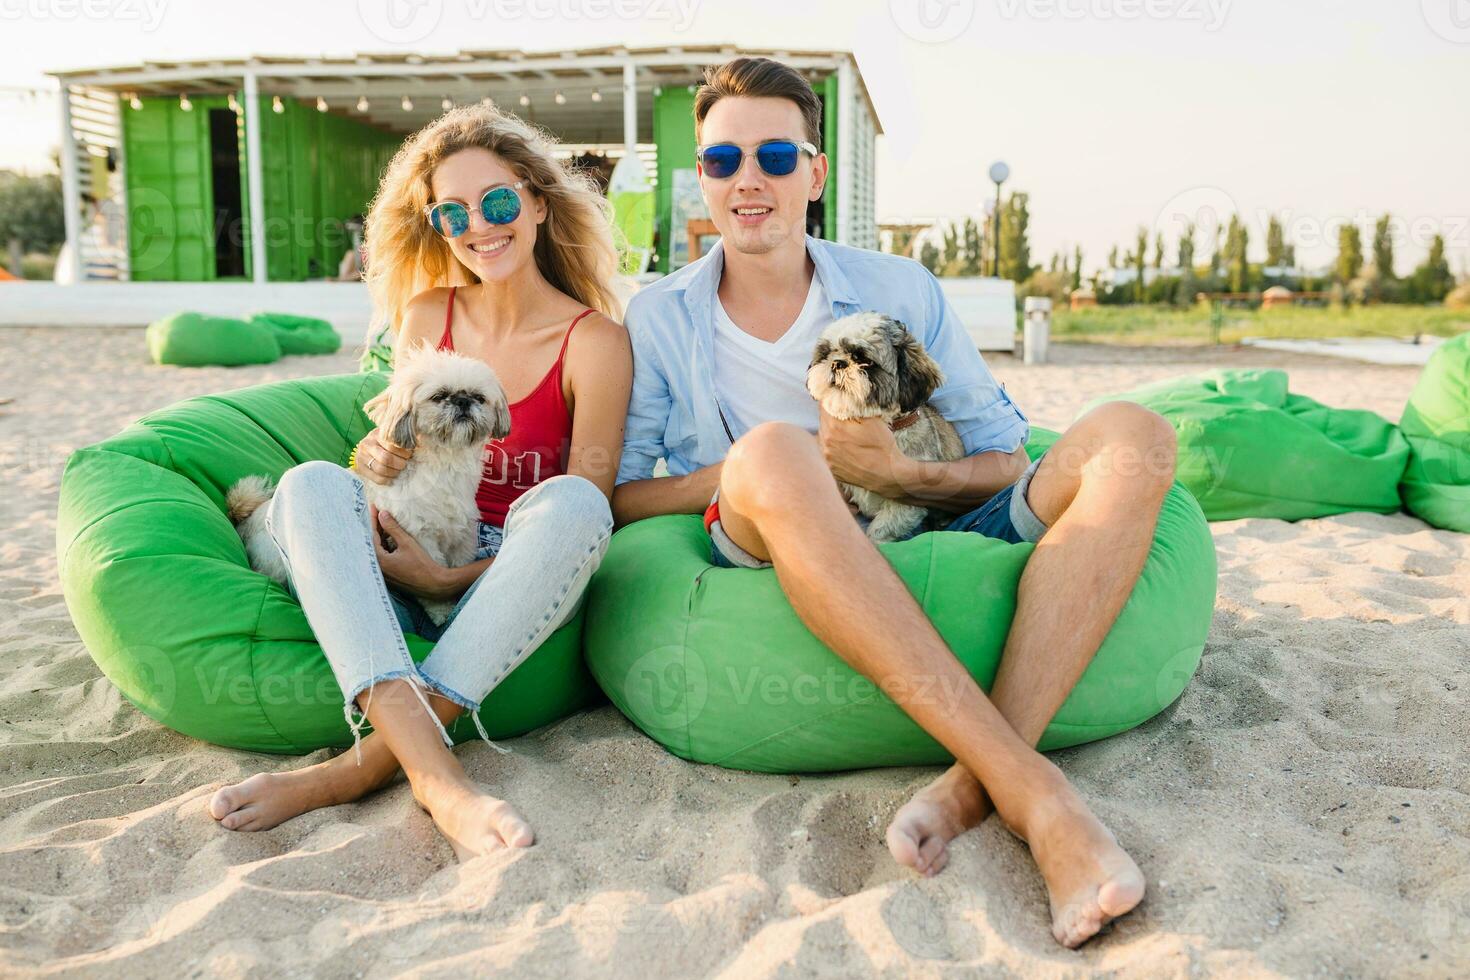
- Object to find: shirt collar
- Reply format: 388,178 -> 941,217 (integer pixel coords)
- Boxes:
682,236 -> 860,350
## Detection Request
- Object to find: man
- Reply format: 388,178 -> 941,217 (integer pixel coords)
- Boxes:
612,57 -> 1177,949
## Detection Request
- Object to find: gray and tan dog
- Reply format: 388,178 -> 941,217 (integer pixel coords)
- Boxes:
806,312 -> 964,542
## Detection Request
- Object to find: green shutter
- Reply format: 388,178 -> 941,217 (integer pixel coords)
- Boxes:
653,86 -> 697,273
822,74 -> 838,242
122,96 -> 224,281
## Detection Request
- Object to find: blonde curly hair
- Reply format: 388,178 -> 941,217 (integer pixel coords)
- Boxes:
363,103 -> 621,342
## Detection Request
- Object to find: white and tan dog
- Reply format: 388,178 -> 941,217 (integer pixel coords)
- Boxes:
806,312 -> 964,543
227,344 -> 511,625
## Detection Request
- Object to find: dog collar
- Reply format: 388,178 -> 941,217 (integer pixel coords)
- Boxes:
889,411 -> 921,432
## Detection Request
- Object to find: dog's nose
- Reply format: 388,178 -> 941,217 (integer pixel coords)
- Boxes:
450,394 -> 473,410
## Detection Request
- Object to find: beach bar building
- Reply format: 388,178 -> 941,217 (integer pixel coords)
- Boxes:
45,45 -> 880,315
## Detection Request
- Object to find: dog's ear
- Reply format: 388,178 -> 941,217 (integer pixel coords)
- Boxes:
889,318 -> 946,413
488,396 -> 512,441
362,381 -> 419,450
810,338 -> 832,369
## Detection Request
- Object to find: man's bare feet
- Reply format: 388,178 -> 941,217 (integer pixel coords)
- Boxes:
409,771 -> 534,861
209,753 -> 389,832
885,763 -> 990,877
1012,776 -> 1146,949
890,763 -> 1144,949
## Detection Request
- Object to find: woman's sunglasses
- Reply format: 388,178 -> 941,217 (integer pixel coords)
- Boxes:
424,181 -> 524,238
695,140 -> 818,180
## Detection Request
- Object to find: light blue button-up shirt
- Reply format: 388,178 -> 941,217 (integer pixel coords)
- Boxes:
616,236 -> 1030,485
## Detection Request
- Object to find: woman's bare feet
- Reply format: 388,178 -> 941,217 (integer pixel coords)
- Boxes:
209,751 -> 391,832
408,771 -> 534,860
885,762 -> 991,877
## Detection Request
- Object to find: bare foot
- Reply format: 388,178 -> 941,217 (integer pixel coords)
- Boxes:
1015,779 -> 1146,949
886,763 -> 990,876
209,753 -> 388,832
410,772 -> 534,861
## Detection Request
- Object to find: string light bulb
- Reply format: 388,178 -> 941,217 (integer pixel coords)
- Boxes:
227,92 -> 241,114
519,93 -> 530,107
441,95 -> 453,110
271,95 -> 284,114
401,95 -> 413,111
590,90 -> 602,102
357,95 -> 370,112
553,90 -> 566,105
317,96 -> 328,112
178,93 -> 192,112
128,92 -> 142,110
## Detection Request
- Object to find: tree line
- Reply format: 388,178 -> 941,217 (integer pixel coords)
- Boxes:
899,195 -> 1459,307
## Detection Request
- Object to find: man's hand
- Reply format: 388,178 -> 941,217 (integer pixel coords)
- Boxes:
370,505 -> 451,602
818,409 -> 911,500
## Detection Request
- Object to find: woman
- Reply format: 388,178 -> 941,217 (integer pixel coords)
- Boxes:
209,104 -> 633,859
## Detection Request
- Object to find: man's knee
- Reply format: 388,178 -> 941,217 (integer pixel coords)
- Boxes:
722,422 -> 825,514
1074,402 -> 1177,487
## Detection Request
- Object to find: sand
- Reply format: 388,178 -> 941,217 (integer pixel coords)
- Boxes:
1,327 -> 1466,978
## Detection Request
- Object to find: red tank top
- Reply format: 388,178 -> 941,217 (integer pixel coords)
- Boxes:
436,286 -> 593,526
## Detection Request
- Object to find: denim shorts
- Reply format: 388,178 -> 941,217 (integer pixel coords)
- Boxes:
708,454 -> 1049,569
389,521 -> 504,641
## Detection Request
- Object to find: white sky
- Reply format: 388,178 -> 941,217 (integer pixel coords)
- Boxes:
1,0 -> 1466,276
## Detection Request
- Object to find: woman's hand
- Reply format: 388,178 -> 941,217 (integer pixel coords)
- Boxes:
370,505 -> 451,601
354,429 -> 413,485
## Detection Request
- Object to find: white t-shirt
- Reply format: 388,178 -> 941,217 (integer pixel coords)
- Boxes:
712,270 -> 833,437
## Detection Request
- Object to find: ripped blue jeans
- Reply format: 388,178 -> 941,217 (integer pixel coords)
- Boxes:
263,461 -> 613,759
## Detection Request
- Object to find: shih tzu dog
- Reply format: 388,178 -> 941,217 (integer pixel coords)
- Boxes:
227,344 -> 511,625
806,312 -> 964,543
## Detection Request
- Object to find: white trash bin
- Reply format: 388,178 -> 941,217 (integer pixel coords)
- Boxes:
1023,296 -> 1052,365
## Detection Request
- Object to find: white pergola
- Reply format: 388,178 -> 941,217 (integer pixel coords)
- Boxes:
50,46 -> 880,284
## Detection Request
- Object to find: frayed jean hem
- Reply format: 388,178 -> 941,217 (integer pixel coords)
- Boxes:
341,669 -> 455,765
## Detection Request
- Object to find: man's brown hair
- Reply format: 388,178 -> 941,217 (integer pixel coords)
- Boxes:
693,57 -> 824,149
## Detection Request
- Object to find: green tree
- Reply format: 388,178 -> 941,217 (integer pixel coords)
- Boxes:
1071,245 -> 1083,291
997,192 -> 1032,282
1224,214 -> 1250,293
1133,226 -> 1148,302
1372,213 -> 1396,279
1107,245 -> 1119,269
0,171 -> 65,255
1335,224 -> 1364,284
1175,222 -> 1198,305
1265,214 -> 1286,267
1153,232 -> 1166,269
1408,234 -> 1454,303
959,217 -> 985,276
918,238 -> 941,275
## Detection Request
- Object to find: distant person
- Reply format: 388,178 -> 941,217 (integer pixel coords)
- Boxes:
336,214 -> 367,280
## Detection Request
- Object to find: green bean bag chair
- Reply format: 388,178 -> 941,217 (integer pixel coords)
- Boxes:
146,312 -> 282,367
56,373 -> 597,754
583,429 -> 1217,773
1399,334 -> 1470,532
1082,369 -> 1411,521
248,312 -> 343,356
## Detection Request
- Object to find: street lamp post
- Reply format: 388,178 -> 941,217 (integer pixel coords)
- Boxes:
988,160 -> 1009,278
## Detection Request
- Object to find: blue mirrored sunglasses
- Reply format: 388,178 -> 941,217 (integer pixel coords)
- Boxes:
695,140 -> 818,179
424,182 -> 525,238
